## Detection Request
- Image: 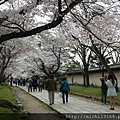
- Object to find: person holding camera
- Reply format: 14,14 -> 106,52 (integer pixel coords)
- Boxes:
100,75 -> 108,105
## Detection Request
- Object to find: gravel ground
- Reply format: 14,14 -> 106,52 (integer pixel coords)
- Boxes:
11,87 -> 66,120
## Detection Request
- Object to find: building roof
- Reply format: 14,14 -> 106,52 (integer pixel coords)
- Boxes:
67,64 -> 120,75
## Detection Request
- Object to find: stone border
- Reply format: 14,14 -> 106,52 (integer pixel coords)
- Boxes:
70,92 -> 120,106
11,88 -> 27,114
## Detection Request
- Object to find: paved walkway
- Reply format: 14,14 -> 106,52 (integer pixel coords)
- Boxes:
18,86 -> 120,114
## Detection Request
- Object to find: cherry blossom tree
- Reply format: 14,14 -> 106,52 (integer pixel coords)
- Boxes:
0,40 -> 28,83
53,0 -> 120,85
0,0 -> 83,43
21,33 -> 70,77
0,0 -> 119,44
0,0 -> 120,82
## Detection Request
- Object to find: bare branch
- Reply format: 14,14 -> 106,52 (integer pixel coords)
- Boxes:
0,0 -> 8,5
0,0 -> 83,43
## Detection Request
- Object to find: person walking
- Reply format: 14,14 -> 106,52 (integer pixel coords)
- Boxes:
32,77 -> 37,92
46,75 -> 57,105
38,78 -> 43,92
105,74 -> 117,110
60,78 -> 70,104
28,78 -> 33,92
100,75 -> 108,104
20,77 -> 23,86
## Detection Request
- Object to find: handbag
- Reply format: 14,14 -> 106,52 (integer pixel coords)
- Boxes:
59,92 -> 62,98
115,80 -> 119,93
39,82 -> 43,86
115,84 -> 119,92
26,83 -> 29,87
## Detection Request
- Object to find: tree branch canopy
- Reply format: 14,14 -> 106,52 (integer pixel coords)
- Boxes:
0,0 -> 83,44
0,16 -> 62,44
0,0 -> 8,5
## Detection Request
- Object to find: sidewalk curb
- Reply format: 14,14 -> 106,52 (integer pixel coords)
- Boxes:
70,92 -> 120,106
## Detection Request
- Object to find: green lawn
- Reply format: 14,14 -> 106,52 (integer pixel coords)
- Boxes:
0,82 -> 16,105
70,85 -> 101,97
0,82 -> 22,120
58,84 -> 120,103
0,83 -> 21,114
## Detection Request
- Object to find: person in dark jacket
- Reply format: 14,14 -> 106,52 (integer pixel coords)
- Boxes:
32,77 -> 37,92
100,75 -> 108,104
38,79 -> 43,92
28,78 -> 33,92
60,78 -> 70,103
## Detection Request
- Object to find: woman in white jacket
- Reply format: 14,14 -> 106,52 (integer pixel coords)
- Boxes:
106,74 -> 117,110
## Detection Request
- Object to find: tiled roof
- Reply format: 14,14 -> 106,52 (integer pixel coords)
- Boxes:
67,64 -> 120,74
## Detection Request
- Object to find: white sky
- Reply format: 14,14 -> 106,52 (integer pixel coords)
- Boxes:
34,15 -> 51,23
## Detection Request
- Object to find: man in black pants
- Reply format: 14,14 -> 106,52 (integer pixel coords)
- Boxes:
100,75 -> 108,104
60,78 -> 70,103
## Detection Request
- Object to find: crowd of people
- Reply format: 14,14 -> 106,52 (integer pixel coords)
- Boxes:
6,73 -> 118,110
7,76 -> 45,92
7,75 -> 70,106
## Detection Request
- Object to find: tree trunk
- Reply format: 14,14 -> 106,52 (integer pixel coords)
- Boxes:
84,66 -> 90,87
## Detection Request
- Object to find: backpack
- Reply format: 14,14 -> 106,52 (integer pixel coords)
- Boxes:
40,82 -> 43,86
115,84 -> 119,92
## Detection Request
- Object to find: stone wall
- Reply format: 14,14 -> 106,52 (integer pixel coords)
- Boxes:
67,69 -> 120,87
